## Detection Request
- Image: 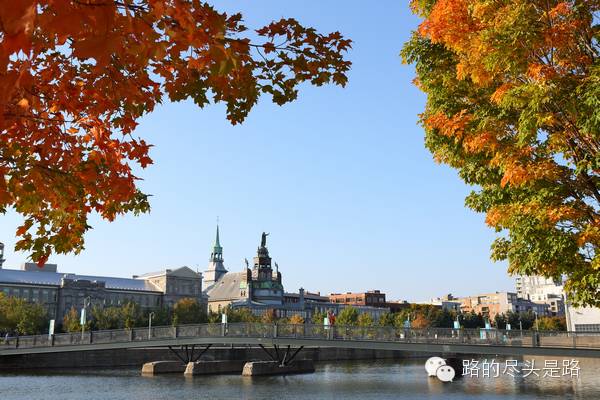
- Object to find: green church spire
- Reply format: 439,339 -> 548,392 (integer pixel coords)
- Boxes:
214,224 -> 221,249
210,224 -> 223,261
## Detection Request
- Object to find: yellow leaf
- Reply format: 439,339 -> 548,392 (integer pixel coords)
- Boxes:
17,98 -> 29,109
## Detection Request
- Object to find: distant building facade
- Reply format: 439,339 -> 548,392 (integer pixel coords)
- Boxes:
421,294 -> 462,312
458,291 -> 549,321
515,275 -> 565,316
204,229 -> 283,312
329,290 -> 386,307
566,306 -> 600,332
0,259 -> 205,322
203,228 -> 388,321
0,242 -> 5,268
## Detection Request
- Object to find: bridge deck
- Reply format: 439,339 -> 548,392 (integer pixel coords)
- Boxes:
2,323 -> 600,358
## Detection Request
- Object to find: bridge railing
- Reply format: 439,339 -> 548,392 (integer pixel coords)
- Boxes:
1,323 -> 599,351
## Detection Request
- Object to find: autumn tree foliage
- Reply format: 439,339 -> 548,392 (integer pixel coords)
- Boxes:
288,314 -> 304,325
0,1 -> 351,264
403,0 -> 600,306
172,297 -> 205,325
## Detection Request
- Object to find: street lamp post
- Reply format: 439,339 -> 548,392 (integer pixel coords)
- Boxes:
81,296 -> 91,340
148,312 -> 155,339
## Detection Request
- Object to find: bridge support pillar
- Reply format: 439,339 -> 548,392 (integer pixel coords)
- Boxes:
142,361 -> 186,375
242,360 -> 315,376
258,344 -> 305,366
184,360 -> 246,376
167,344 -> 212,364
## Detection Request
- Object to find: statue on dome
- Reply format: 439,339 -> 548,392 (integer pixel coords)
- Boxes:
260,232 -> 269,248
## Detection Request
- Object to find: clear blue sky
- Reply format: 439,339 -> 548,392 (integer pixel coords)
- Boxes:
0,1 -> 515,301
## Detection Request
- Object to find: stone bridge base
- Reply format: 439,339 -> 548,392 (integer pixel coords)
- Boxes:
242,360 -> 315,376
184,360 -> 247,376
141,360 -> 186,375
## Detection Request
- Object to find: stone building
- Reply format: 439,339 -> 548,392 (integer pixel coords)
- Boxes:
204,229 -> 389,321
204,229 -> 283,312
0,255 -> 205,323
135,267 -> 206,307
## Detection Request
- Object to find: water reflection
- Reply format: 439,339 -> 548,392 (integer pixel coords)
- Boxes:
2,357 -> 600,400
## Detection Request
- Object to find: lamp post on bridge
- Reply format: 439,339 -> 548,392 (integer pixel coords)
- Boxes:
81,296 -> 91,340
148,312 -> 155,339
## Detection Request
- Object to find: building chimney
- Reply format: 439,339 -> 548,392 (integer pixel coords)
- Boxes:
299,287 -> 305,307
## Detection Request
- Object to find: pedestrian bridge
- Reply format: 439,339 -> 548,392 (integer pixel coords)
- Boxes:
2,323 -> 600,358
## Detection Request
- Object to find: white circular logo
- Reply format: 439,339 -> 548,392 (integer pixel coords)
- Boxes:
425,356 -> 446,377
436,365 -> 456,382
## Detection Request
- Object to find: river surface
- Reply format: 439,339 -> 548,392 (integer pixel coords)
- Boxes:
2,357 -> 600,399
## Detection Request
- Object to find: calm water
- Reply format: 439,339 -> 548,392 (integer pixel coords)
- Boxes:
2,358 -> 600,399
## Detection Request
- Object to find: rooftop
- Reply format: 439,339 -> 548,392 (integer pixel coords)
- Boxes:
0,267 -> 160,293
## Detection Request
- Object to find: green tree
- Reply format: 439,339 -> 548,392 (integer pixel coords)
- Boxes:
494,311 -> 536,330
147,307 -> 171,327
460,312 -> 485,329
0,295 -> 48,335
494,313 -> 507,329
0,294 -> 6,332
226,307 -> 259,323
428,309 -> 455,328
261,309 -> 277,324
393,311 -> 410,329
378,312 -> 395,327
207,311 -> 221,323
403,0 -> 600,306
357,313 -> 374,327
172,298 -> 206,325
518,312 -> 537,330
62,307 -> 83,333
91,306 -> 122,330
120,301 -> 144,329
311,310 -> 327,325
336,306 -> 359,326
537,316 -> 567,331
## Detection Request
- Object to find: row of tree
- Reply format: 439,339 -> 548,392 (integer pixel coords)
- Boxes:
0,294 -> 568,336
220,304 -> 566,332
61,299 -> 308,333
0,294 -> 48,335
325,305 -> 566,331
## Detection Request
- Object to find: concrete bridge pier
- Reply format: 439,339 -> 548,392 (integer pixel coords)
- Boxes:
142,344 -> 213,375
141,360 -> 187,375
242,344 -> 315,376
242,360 -> 315,376
184,360 -> 247,376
